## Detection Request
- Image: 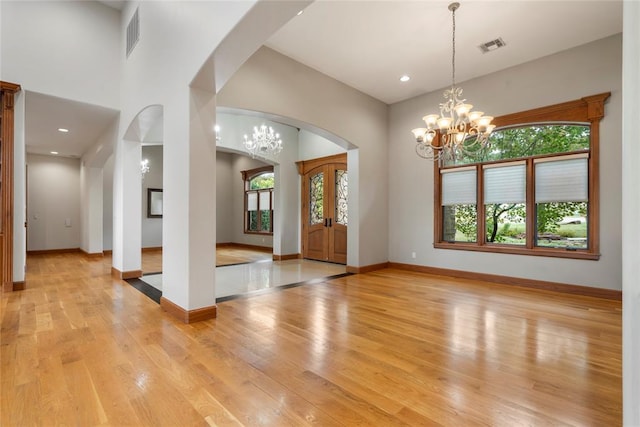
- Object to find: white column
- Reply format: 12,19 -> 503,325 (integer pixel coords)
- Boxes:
12,90 -> 26,283
161,87 -> 216,318
80,165 -> 103,255
112,138 -> 142,277
622,1 -> 640,425
273,129 -> 299,258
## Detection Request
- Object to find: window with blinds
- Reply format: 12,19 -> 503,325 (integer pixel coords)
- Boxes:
242,167 -> 274,235
433,91 -> 608,259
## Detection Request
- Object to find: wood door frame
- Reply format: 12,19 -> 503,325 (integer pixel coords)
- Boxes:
297,153 -> 347,264
1,81 -> 21,292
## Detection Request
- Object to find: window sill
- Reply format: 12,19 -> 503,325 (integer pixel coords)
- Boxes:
433,242 -> 600,260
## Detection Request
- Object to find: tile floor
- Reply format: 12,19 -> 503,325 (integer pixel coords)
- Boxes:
139,259 -> 347,300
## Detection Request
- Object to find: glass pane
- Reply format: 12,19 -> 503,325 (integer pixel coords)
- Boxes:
247,211 -> 258,231
309,172 -> 324,225
250,172 -> 274,190
442,204 -> 476,242
536,202 -> 587,249
260,210 -> 271,232
247,192 -> 257,211
335,170 -> 348,226
485,203 -> 526,245
443,124 -> 590,166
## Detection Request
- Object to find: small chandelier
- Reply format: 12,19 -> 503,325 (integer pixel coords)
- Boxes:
140,158 -> 150,179
412,2 -> 495,162
214,124 -> 221,143
243,124 -> 283,158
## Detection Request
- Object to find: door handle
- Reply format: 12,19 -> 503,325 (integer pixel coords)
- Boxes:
328,218 -> 332,227
324,218 -> 328,227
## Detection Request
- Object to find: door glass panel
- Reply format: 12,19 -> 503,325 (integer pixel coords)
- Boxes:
309,172 -> 324,225
335,169 -> 348,226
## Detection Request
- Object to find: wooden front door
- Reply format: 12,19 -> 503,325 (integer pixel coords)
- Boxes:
298,154 -> 347,264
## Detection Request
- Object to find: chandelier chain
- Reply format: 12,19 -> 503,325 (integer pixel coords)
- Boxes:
451,4 -> 456,88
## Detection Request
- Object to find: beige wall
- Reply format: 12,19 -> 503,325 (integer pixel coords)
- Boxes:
388,34 -> 623,290
26,154 -> 81,251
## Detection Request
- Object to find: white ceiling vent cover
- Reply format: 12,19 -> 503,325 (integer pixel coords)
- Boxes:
126,7 -> 140,58
478,37 -> 506,54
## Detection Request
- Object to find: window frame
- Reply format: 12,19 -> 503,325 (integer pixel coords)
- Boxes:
241,166 -> 274,235
433,93 -> 610,260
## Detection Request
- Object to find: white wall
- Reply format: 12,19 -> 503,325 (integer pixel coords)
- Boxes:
622,2 -> 640,424
103,155 -> 114,251
215,152 -> 234,244
26,154 -> 81,251
0,1 -> 121,109
12,90 -> 26,282
79,164 -> 103,254
298,129 -> 345,161
388,34 -> 622,290
141,145 -> 163,248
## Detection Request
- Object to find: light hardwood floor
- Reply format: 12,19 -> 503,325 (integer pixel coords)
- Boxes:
2,252 -> 621,426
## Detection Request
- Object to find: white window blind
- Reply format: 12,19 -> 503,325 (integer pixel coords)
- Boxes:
247,192 -> 258,211
259,191 -> 271,210
535,156 -> 588,203
484,163 -> 526,204
441,168 -> 476,206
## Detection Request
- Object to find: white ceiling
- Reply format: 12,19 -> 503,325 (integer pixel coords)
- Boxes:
266,0 -> 623,104
24,0 -> 622,158
25,92 -> 119,158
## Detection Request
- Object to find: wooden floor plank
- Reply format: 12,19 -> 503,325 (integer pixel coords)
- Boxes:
0,252 -> 622,426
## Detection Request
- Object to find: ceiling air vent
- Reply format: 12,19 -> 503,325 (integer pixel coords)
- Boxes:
478,37 -> 506,54
126,7 -> 139,58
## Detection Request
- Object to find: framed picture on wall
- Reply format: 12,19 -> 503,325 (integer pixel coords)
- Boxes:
147,188 -> 163,218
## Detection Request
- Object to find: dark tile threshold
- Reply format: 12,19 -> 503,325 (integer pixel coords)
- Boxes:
125,272 -> 352,305
124,277 -> 162,304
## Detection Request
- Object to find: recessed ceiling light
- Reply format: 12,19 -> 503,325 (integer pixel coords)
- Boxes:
297,10 -> 304,16
400,75 -> 411,82
50,151 -> 59,155
58,128 -> 69,133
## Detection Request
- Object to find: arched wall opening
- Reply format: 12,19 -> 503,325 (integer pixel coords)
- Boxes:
215,109 -> 351,261
111,104 -> 164,277
216,46 -> 390,269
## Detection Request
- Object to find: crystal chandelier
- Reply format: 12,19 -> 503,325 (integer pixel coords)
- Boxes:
140,158 -> 150,179
243,124 -> 283,158
412,2 -> 495,162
